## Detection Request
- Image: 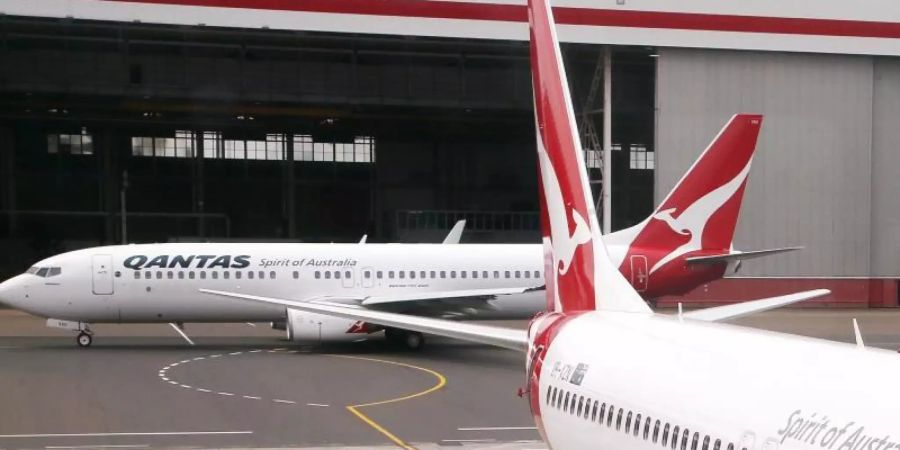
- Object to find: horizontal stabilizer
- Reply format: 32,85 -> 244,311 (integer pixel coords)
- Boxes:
682,289 -> 830,322
685,247 -> 802,265
200,289 -> 528,351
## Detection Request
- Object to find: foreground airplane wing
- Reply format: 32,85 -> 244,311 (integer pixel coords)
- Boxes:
295,285 -> 540,307
685,247 -> 802,265
682,289 -> 830,322
200,289 -> 528,351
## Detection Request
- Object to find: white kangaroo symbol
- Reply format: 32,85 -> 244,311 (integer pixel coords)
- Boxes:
537,143 -> 592,276
649,159 -> 753,274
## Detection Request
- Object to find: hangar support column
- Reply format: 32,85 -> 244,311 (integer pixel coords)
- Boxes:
193,131 -> 205,238
0,126 -> 15,235
285,133 -> 297,239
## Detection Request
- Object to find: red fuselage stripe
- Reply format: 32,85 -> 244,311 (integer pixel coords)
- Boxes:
101,0 -> 900,39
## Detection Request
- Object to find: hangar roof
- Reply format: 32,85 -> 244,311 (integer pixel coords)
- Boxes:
0,0 -> 898,56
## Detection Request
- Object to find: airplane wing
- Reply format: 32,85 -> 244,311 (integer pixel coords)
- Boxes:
442,220 -> 467,244
682,289 -> 830,322
685,247 -> 802,265
200,289 -> 528,351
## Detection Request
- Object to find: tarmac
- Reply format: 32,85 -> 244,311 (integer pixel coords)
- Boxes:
0,308 -> 898,449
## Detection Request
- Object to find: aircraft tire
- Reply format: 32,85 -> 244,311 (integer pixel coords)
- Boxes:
404,331 -> 425,351
76,332 -> 93,348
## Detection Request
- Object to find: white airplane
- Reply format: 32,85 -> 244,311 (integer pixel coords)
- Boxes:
199,0 -> 900,447
0,113 -> 798,349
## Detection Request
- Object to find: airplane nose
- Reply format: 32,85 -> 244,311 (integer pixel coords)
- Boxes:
0,275 -> 24,309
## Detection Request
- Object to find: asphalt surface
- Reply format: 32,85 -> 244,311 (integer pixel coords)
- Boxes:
1,309 -> 899,449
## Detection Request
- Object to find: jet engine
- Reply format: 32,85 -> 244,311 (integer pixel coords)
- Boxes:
285,309 -> 375,344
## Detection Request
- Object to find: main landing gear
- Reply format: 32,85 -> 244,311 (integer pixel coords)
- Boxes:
385,328 -> 426,351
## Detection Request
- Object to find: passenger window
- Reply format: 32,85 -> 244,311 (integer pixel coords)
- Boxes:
430,271 -> 436,278
692,432 -> 699,450
235,271 -> 241,279
493,271 -> 500,278
546,386 -> 553,404
654,420 -> 661,443
663,424 -> 671,446
177,272 -> 184,279
671,426 -> 680,449
420,271 -> 426,279
556,390 -> 563,409
294,271 -> 300,279
727,444 -> 734,450
591,401 -> 598,421
249,271 -> 256,279
211,272 -> 218,280
681,429 -> 690,450
534,270 -> 541,278
482,271 -> 488,278
472,271 -> 478,279
114,270 -> 121,278
644,417 -> 651,439
715,438 -> 722,450
270,270 -> 277,279
504,271 -> 511,278
377,271 -> 383,279
409,271 -> 416,279
258,271 -> 265,279
363,271 -> 371,279
335,271 -> 341,279
515,270 -> 521,278
199,271 -> 206,280
616,409 -> 623,430
440,271 -> 446,279
156,271 -> 163,279
599,403 -> 607,424
343,271 -> 349,279
167,271 -> 173,279
398,271 -> 404,279
389,271 -> 395,279
145,271 -> 151,279
450,271 -> 456,278
189,272 -> 195,280
576,397 -> 583,416
607,405 -> 614,427
626,412 -> 633,433
563,392 -> 570,411
703,436 -> 711,450
460,271 -> 466,279
524,270 -> 530,278
134,271 -> 140,279
634,413 -> 641,436
223,271 -> 229,279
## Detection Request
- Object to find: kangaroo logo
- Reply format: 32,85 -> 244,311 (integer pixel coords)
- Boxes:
537,142 -> 592,276
649,158 -> 753,274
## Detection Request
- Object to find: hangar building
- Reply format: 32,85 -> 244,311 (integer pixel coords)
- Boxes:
0,0 -> 897,306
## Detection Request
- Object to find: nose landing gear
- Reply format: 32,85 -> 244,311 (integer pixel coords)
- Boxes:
76,331 -> 93,348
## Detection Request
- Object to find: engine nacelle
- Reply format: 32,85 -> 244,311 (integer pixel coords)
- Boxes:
285,309 -> 375,343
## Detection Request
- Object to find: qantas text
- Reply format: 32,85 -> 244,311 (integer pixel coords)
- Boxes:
123,255 -> 251,270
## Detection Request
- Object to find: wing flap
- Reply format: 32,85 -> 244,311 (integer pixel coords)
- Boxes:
200,289 -> 529,352
682,289 -> 830,322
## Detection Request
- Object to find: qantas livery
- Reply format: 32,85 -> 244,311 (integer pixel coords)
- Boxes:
201,0 -> 899,447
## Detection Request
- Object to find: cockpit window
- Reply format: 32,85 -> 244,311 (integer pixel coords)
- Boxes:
28,266 -> 62,277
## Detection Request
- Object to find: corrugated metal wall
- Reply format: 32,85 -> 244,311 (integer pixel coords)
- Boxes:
656,48 -> 898,277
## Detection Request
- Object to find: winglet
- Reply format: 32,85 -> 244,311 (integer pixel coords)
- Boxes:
528,0 -> 649,314
442,220 -> 466,244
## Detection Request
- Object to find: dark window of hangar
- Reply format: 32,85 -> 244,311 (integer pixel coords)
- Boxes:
0,18 -> 655,278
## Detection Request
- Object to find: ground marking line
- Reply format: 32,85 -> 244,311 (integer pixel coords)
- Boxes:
243,396 -> 261,400
273,399 -> 296,404
45,445 -> 149,449
197,388 -> 211,393
329,354 -> 447,450
306,403 -> 330,407
180,385 -> 192,389
457,426 -> 539,431
218,392 -> 234,396
249,350 -> 262,353
0,431 -> 253,438
441,439 -> 496,443
229,352 -> 242,356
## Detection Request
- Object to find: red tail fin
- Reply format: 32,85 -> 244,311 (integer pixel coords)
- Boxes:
528,0 -> 649,314
607,115 -> 763,275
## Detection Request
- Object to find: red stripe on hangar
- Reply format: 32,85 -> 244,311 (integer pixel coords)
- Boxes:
102,0 -> 900,39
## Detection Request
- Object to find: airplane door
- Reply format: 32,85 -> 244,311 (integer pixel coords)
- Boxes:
630,255 -> 648,292
91,254 -> 114,295
341,268 -> 355,288
361,267 -> 374,288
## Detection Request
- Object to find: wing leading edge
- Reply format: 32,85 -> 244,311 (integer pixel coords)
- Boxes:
200,289 -> 529,351
682,289 -> 830,322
